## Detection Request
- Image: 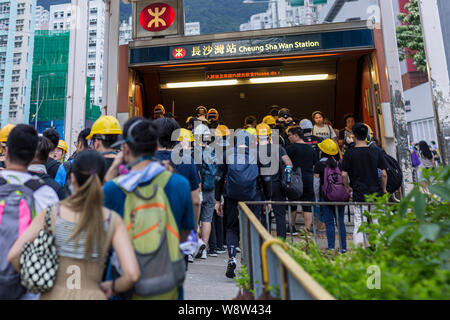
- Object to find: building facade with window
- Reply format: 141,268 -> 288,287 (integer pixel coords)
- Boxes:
35,5 -> 49,30
49,0 -> 105,106
0,0 -> 36,126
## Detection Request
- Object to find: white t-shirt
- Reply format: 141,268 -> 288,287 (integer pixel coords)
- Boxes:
313,125 -> 336,140
0,170 -> 59,214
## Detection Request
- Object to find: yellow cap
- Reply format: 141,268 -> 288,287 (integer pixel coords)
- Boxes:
207,108 -> 219,121
262,115 -> 276,126
86,115 -> 122,140
244,127 -> 257,136
178,128 -> 194,142
0,124 -> 16,143
215,125 -> 230,137
57,140 -> 68,152
154,104 -> 165,115
318,139 -> 339,156
256,123 -> 272,136
186,116 -> 193,124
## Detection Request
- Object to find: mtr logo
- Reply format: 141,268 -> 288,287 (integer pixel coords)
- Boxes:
139,3 -> 175,32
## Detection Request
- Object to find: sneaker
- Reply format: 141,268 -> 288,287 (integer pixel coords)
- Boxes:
226,258 -> 237,279
208,249 -> 218,257
188,254 -> 194,263
236,247 -> 241,253
194,239 -> 206,259
201,249 -> 207,259
286,226 -> 298,236
215,246 -> 226,254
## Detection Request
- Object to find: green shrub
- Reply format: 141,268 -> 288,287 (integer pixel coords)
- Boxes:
287,166 -> 450,300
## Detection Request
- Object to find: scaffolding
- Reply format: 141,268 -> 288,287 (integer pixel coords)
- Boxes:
30,30 -> 100,135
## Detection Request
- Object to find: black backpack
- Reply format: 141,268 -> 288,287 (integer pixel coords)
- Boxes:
383,152 -> 403,193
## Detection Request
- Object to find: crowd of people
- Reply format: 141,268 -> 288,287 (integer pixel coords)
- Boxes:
0,103 -> 412,300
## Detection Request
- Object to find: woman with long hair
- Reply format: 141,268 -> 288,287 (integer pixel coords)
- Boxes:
8,150 -> 140,300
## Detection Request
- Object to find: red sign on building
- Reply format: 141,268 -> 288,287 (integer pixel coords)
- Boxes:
172,47 -> 187,59
139,3 -> 176,32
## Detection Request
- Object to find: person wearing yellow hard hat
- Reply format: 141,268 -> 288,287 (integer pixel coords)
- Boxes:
256,122 -> 293,239
0,124 -> 16,168
153,104 -> 165,119
195,106 -> 208,123
262,115 -> 276,129
86,115 -> 123,171
314,138 -> 347,253
178,128 -> 194,150
51,140 -> 68,164
243,115 -> 257,136
207,108 -> 220,129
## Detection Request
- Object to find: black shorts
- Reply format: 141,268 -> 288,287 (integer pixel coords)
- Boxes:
299,175 -> 314,212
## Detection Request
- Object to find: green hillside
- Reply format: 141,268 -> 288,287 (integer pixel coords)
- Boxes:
37,0 -> 267,34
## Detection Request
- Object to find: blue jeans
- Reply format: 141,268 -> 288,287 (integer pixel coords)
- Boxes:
322,205 -> 346,251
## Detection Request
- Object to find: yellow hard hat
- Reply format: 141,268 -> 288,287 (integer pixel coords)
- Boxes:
178,128 -> 194,142
318,139 -> 339,156
365,124 -> 374,144
215,124 -> 230,137
245,127 -> 257,136
256,123 -> 271,136
207,108 -> 219,121
0,124 -> 16,143
186,116 -> 193,124
154,104 -> 165,117
262,115 -> 276,126
57,140 -> 68,153
86,115 -> 122,140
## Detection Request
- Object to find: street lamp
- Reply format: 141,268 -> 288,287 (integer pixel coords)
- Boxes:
35,73 -> 55,130
243,0 -> 280,29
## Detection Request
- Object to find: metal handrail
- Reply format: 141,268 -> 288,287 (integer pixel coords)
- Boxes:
238,202 -> 335,300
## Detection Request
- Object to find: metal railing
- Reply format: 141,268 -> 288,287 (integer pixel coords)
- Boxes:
238,202 -> 335,300
238,201 -> 397,300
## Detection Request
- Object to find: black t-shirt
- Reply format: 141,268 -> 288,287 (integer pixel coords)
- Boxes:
103,157 -> 115,173
286,143 -> 317,178
303,134 -> 323,159
29,171 -> 67,200
341,146 -> 388,202
45,158 -> 60,179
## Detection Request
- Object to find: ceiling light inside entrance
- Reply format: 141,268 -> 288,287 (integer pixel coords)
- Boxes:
164,80 -> 238,89
249,74 -> 330,84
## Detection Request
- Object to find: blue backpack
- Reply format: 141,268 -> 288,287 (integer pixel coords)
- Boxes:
200,147 -> 217,191
225,150 -> 259,201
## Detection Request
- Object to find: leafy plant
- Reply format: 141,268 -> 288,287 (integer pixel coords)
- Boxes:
286,166 -> 450,300
234,265 -> 251,291
396,0 -> 427,72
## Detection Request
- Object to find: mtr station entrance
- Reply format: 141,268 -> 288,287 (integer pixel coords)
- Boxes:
127,21 -> 388,146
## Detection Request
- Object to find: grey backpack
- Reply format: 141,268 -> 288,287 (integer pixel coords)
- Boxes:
0,177 -> 44,300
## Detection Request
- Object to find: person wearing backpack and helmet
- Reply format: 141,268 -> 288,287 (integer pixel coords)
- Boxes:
103,117 -> 196,300
243,115 -> 257,136
314,139 -> 348,253
207,108 -> 220,129
86,115 -> 123,172
276,108 -> 294,148
256,123 -> 293,239
192,123 -> 219,258
215,130 -> 271,278
0,124 -> 59,300
51,140 -> 68,164
153,104 -> 165,119
342,123 -> 388,248
0,124 -> 16,169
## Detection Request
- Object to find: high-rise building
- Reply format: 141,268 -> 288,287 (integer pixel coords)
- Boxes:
240,0 -> 323,32
35,5 -> 49,30
0,0 -> 37,126
185,22 -> 200,36
119,16 -> 132,45
48,0 -> 105,106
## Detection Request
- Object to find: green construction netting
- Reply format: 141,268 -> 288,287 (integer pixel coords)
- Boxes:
30,30 -> 99,123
